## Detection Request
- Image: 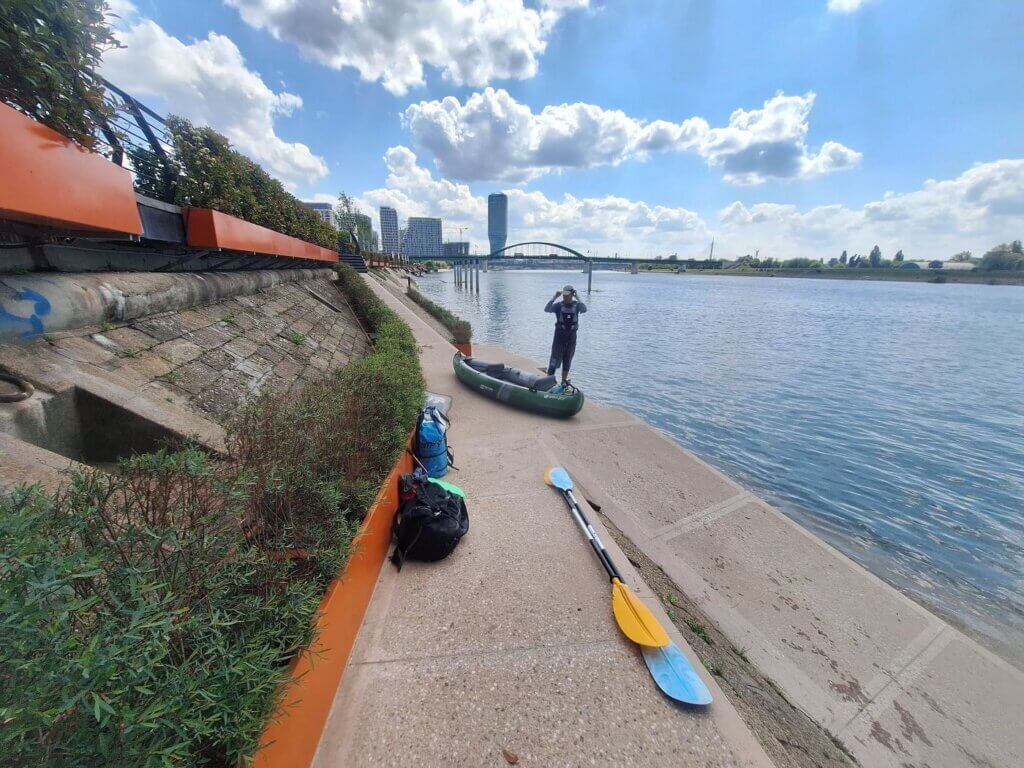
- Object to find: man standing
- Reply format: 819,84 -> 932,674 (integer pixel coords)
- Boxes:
545,285 -> 587,385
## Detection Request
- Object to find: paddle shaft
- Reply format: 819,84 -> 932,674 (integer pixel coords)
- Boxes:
560,488 -> 624,583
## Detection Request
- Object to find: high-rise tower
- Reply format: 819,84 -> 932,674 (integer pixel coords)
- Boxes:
487,193 -> 508,255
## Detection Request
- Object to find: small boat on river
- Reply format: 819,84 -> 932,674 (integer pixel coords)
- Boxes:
452,353 -> 584,417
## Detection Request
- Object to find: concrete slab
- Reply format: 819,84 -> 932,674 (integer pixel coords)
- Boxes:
0,432 -> 83,491
321,642 -> 752,768
841,632 -> 1024,768
667,499 -> 936,727
554,423 -> 742,531
352,489 -> 623,663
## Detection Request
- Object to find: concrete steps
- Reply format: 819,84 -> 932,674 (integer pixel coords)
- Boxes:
339,252 -> 368,273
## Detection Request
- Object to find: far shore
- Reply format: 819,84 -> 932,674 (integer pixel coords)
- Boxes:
646,266 -> 1024,285
424,264 -> 1024,285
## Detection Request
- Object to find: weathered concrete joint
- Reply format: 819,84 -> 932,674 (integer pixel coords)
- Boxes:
0,268 -> 334,341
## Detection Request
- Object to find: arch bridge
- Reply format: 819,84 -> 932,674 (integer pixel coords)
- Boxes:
488,242 -> 589,261
417,241 -> 722,293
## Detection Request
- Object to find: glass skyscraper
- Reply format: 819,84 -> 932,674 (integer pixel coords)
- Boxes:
379,206 -> 399,255
401,217 -> 442,259
488,193 -> 508,255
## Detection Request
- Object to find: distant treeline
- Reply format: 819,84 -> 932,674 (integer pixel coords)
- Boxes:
730,240 -> 1023,272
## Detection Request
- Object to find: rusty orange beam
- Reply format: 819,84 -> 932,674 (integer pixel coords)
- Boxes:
185,208 -> 338,263
0,103 -> 143,235
250,442 -> 412,768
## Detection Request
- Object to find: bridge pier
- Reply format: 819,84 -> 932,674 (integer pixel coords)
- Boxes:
483,258 -> 488,273
631,261 -> 638,275
586,259 -> 593,294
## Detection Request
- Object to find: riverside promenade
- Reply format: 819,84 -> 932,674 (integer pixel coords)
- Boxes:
313,273 -> 1023,767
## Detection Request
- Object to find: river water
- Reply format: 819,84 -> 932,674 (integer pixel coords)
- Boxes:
416,269 -> 1024,667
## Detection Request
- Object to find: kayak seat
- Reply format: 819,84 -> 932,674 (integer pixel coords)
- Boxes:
531,375 -> 558,392
464,358 -> 558,393
466,357 -> 505,376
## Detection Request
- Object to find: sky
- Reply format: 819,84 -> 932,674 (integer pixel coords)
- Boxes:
100,0 -> 1024,260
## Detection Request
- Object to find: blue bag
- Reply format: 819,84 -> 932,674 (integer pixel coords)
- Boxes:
415,406 -> 453,478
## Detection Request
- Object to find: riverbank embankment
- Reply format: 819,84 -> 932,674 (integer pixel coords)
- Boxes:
319,270 -> 1023,768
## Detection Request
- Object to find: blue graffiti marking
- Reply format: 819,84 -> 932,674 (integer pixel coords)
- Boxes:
0,288 -> 52,339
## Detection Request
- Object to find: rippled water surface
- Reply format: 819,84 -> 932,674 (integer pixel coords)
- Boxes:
417,270 -> 1024,666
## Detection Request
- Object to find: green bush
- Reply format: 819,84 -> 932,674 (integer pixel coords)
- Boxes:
0,271 -> 424,766
334,263 -> 424,469
979,242 -> 1024,271
0,0 -> 119,148
0,453 -> 325,767
164,117 -> 338,250
407,286 -> 472,344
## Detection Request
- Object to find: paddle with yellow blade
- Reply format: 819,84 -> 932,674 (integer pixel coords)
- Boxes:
545,467 -> 669,647
545,466 -> 713,706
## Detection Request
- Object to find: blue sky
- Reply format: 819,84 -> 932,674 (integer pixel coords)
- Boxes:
103,0 -> 1024,259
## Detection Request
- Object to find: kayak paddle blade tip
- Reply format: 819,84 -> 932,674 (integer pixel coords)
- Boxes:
641,643 -> 713,706
611,579 -> 670,648
545,467 -> 573,491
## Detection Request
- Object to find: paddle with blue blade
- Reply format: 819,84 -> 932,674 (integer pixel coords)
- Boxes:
544,466 -> 713,706
545,467 -> 669,647
641,643 -> 714,706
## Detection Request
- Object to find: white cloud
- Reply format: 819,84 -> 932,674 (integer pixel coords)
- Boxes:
101,17 -> 328,187
355,148 -> 1023,260
403,88 -> 861,184
827,0 -> 875,12
717,159 -> 1024,258
223,0 -> 588,96
356,146 -> 710,255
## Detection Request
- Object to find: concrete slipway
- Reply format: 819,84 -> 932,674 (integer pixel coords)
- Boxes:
312,274 -> 1023,768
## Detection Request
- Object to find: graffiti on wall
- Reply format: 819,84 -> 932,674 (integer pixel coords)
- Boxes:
0,288 -> 51,338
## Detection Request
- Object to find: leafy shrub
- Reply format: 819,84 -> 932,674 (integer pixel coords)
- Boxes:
334,264 -> 424,466
407,286 -> 472,344
979,242 -> 1024,271
0,454 -> 324,767
165,117 -> 338,250
0,270 -> 424,766
0,0 -> 119,148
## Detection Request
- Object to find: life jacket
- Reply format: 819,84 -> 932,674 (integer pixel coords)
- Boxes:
415,406 -> 453,478
555,300 -> 581,332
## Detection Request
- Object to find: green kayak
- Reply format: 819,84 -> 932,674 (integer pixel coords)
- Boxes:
453,352 -> 584,418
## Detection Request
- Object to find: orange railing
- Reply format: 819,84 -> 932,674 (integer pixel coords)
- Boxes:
0,103 -> 143,236
185,208 -> 338,263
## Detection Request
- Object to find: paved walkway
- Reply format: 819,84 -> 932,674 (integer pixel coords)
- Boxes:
315,274 -> 1023,768
312,277 -> 773,767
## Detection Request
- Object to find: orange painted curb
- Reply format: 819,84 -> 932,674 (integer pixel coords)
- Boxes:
0,103 -> 143,235
250,442 -> 412,768
185,208 -> 338,263
454,342 -> 473,356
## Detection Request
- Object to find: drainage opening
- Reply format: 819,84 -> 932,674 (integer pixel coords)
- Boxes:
1,386 -> 186,469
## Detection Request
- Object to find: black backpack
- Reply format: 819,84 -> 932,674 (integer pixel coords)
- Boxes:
391,476 -> 469,570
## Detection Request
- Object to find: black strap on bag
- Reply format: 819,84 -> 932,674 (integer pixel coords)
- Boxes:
391,477 -> 469,570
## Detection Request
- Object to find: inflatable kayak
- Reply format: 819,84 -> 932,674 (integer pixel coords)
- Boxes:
453,353 -> 584,418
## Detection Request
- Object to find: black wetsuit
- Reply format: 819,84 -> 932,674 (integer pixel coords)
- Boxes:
544,296 -> 587,378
